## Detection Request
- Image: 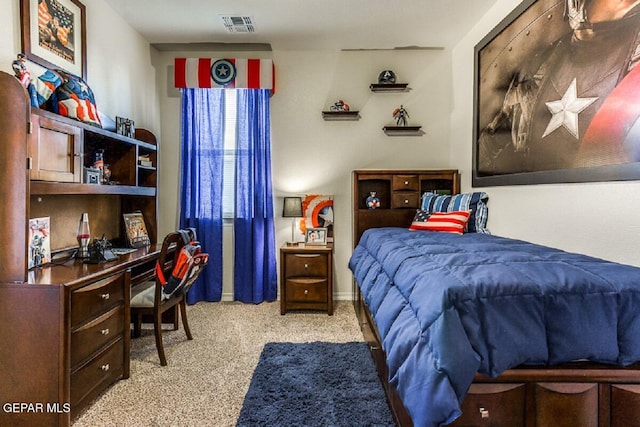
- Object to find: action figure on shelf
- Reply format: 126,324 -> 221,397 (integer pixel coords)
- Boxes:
393,105 -> 409,126
330,100 -> 350,112
11,53 -> 38,107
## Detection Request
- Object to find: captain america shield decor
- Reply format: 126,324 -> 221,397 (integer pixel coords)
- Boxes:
210,59 -> 236,86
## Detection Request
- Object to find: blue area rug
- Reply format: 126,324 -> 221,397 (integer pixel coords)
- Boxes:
236,342 -> 395,427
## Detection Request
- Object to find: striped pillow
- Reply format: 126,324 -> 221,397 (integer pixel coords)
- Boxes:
409,211 -> 471,234
421,192 -> 490,234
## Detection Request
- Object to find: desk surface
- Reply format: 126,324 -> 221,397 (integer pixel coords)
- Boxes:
21,244 -> 163,289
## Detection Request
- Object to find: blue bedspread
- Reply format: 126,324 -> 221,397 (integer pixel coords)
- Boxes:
348,228 -> 640,427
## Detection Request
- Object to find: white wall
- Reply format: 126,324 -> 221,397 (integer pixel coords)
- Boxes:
451,0 -> 640,268
153,48 -> 455,300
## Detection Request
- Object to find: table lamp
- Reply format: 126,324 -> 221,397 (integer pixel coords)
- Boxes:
282,197 -> 303,246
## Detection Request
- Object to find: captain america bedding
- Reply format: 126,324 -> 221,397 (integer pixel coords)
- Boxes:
348,227 -> 640,427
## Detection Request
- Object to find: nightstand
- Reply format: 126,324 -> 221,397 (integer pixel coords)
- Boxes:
280,243 -> 333,315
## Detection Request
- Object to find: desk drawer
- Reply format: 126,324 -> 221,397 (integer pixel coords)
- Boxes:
71,272 -> 125,327
285,278 -> 328,303
71,304 -> 125,368
71,338 -> 124,409
285,253 -> 328,278
392,175 -> 419,191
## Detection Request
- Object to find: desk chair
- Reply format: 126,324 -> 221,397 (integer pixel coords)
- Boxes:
130,230 -> 207,366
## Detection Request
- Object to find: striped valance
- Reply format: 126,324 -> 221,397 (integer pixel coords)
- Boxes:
174,58 -> 275,92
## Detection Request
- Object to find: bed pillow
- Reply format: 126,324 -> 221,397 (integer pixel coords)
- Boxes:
409,209 -> 431,230
33,70 -> 63,107
421,191 -> 490,234
409,211 -> 471,234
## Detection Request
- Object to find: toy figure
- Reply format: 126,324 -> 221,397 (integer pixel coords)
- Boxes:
11,53 -> 39,107
330,100 -> 350,112
378,70 -> 397,84
393,105 -> 409,126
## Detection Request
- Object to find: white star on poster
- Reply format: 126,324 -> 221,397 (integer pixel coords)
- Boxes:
542,78 -> 598,139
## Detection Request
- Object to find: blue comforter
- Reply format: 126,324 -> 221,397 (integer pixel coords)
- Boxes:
348,228 -> 640,427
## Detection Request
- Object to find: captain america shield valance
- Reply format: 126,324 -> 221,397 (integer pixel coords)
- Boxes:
174,58 -> 275,93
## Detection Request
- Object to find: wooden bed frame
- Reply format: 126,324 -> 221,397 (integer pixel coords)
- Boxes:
353,287 -> 640,427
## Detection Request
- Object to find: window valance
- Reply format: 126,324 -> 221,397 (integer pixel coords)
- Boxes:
174,58 -> 274,93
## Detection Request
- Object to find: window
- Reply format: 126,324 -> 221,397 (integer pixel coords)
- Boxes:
222,90 -> 237,218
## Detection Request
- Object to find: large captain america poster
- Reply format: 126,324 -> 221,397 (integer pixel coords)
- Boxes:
473,0 -> 640,186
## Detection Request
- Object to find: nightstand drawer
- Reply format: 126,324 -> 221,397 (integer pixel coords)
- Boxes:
392,175 -> 419,191
285,278 -> 328,303
285,253 -> 328,277
392,192 -> 420,209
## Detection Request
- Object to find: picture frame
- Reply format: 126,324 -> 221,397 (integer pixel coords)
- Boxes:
305,227 -> 327,246
301,195 -> 333,242
20,0 -> 87,80
116,117 -> 135,138
28,217 -> 51,269
123,211 -> 151,248
472,0 -> 640,186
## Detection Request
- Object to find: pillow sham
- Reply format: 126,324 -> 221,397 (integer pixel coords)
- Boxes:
421,191 -> 489,234
409,211 -> 471,234
409,209 -> 430,230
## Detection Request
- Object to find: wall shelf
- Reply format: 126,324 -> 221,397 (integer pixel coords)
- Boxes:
322,111 -> 360,121
383,126 -> 423,136
370,83 -> 409,92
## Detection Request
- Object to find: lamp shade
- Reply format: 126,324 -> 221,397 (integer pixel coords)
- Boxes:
282,197 -> 303,217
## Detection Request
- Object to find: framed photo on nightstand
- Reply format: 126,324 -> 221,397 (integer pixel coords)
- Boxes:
305,227 -> 327,245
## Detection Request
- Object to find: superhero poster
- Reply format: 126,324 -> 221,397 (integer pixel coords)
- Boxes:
21,0 -> 86,79
473,0 -> 640,186
299,195 -> 334,242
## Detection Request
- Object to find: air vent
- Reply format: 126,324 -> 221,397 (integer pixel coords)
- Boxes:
220,16 -> 256,33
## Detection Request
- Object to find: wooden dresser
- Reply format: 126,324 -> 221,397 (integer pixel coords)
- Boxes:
0,71 -> 160,426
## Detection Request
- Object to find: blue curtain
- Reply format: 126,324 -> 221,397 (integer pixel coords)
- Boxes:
233,89 -> 278,303
179,88 -> 224,303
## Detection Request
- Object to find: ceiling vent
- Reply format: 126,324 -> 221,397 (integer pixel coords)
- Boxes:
220,16 -> 256,33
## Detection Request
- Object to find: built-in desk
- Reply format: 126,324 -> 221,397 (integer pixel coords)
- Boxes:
0,245 -> 161,427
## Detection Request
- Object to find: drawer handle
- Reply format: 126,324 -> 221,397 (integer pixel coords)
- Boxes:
479,407 -> 489,419
404,180 -> 409,185
100,328 -> 110,335
404,199 -> 409,204
304,263 -> 309,269
100,293 -> 110,300
304,289 -> 309,295
101,364 -> 110,372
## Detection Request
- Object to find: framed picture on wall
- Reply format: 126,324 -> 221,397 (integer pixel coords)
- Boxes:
20,0 -> 87,80
472,0 -> 640,186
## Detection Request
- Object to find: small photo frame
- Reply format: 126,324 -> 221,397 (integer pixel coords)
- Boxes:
305,227 -> 327,246
116,116 -> 135,138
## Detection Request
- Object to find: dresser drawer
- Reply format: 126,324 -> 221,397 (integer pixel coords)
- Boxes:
392,175 -> 419,191
285,278 -> 328,303
71,273 -> 125,327
71,338 -> 124,409
285,253 -> 328,278
391,192 -> 420,209
71,305 -> 125,368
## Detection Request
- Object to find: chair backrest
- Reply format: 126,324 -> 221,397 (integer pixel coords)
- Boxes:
154,229 -> 208,302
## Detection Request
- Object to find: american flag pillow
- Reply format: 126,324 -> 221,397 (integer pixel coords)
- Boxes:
409,211 -> 471,234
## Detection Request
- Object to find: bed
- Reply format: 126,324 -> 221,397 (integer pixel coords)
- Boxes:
349,227 -> 640,427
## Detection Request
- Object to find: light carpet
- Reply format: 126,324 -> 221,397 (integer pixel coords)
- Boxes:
72,301 -> 368,427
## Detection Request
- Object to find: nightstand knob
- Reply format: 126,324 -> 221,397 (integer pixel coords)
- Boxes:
101,364 -> 110,372
404,199 -> 409,204
304,263 -> 309,269
304,289 -> 309,295
479,407 -> 489,419
404,180 -> 409,185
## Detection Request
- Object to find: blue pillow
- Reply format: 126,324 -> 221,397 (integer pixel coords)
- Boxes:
421,191 -> 490,234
